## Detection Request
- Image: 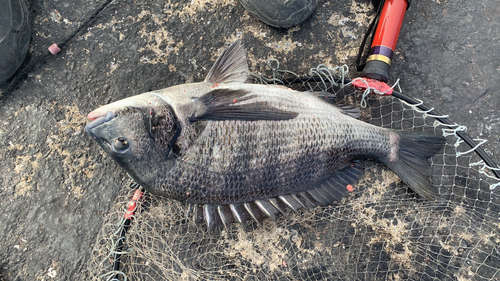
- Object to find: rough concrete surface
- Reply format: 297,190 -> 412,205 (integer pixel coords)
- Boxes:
0,0 -> 498,280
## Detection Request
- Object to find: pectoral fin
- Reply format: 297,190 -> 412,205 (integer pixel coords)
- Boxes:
189,88 -> 298,122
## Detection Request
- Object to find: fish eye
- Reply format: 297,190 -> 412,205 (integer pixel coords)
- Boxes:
112,137 -> 130,153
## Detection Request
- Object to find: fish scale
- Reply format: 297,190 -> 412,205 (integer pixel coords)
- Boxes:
86,40 -> 445,229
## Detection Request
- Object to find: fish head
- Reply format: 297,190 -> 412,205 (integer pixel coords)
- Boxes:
85,93 -> 179,188
85,40 -> 251,192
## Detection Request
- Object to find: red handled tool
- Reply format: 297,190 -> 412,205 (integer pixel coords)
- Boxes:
361,0 -> 410,83
353,0 -> 410,93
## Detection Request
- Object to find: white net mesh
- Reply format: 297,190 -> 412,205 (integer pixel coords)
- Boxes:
87,62 -> 500,281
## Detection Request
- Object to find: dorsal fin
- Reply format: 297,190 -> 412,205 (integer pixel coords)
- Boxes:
312,92 -> 361,119
204,40 -> 249,84
311,92 -> 337,104
337,104 -> 362,119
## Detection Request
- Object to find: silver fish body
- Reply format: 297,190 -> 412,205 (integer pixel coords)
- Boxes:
86,40 -> 444,228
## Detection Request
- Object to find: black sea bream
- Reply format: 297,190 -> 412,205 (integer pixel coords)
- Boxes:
86,40 -> 445,230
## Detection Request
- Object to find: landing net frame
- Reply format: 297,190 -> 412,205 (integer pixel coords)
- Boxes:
88,61 -> 500,281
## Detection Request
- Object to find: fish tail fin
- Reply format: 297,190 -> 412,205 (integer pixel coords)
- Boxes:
382,130 -> 446,200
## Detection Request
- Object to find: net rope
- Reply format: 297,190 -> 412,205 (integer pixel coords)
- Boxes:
87,61 -> 500,281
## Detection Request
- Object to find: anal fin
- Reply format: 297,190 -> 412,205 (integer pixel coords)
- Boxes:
204,204 -> 222,232
269,198 -> 290,215
230,203 -> 252,228
244,202 -> 266,225
312,186 -> 336,202
306,189 -> 330,206
217,205 -> 236,228
254,200 -> 280,221
304,165 -> 364,208
278,195 -> 303,212
185,166 -> 364,230
192,204 -> 204,226
296,192 -> 317,208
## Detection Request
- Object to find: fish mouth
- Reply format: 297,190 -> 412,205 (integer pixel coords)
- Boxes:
85,111 -> 115,134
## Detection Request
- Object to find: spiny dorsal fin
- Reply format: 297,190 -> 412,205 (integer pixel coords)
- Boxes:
204,40 -> 249,84
189,88 -> 298,122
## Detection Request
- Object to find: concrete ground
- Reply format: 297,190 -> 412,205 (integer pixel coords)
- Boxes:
0,0 -> 498,279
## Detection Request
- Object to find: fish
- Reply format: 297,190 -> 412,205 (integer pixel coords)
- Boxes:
86,40 -> 445,231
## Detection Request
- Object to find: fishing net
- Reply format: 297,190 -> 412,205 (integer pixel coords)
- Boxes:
87,62 -> 500,281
